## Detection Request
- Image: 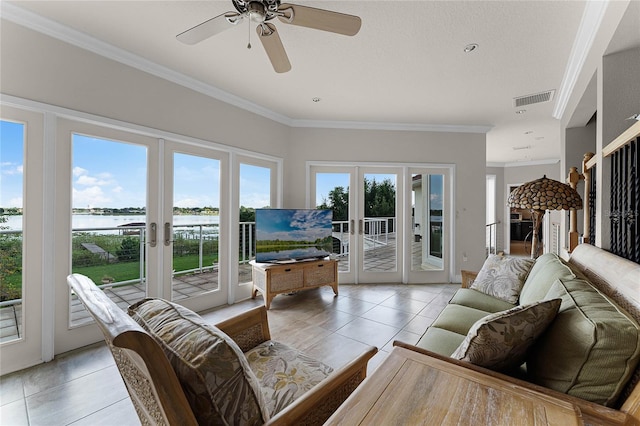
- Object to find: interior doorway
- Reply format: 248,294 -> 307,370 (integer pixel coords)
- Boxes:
508,184 -> 536,257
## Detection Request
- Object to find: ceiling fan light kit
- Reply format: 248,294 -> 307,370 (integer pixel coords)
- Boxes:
177,0 -> 361,73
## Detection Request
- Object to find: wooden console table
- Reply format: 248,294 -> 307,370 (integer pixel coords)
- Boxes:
251,258 -> 338,309
326,343 -> 631,425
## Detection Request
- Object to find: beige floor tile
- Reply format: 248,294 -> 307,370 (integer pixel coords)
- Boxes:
2,282 -> 455,424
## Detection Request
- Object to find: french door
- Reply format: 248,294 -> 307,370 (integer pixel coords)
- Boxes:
310,165 -> 403,283
55,121 -> 229,352
0,108 -> 45,374
162,141 -> 229,313
310,164 -> 452,285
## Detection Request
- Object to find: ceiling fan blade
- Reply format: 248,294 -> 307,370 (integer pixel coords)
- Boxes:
277,4 -> 361,36
257,23 -> 291,73
177,12 -> 242,45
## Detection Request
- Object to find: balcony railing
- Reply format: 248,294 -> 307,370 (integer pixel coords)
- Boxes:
1,217 -> 401,307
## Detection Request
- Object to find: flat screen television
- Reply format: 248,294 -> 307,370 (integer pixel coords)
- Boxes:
255,208 -> 333,263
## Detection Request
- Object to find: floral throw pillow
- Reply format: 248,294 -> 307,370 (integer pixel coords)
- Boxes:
470,254 -> 535,304
451,299 -> 561,371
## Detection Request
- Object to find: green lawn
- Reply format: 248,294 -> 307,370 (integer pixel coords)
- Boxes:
1,254 -> 218,300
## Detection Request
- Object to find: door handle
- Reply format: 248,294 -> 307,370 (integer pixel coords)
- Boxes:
359,219 -> 363,235
350,219 -> 355,235
149,222 -> 157,247
164,222 -> 172,246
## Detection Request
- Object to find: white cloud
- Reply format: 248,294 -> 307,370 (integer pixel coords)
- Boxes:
73,186 -> 111,208
1,162 -> 23,176
174,197 -> 205,208
239,193 -> 271,208
112,186 -> 123,194
73,166 -> 88,177
7,197 -> 23,208
75,175 -> 114,186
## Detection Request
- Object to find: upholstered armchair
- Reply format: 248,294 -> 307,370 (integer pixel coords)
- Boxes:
67,273 -> 377,425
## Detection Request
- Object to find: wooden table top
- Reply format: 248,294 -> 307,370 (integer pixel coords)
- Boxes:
325,345 -> 583,426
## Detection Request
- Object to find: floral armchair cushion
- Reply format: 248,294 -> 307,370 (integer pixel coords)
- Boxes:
470,254 -> 535,304
245,340 -> 334,416
128,298 -> 270,425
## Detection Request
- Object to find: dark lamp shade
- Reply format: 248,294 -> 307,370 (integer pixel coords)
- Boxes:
507,175 -> 583,211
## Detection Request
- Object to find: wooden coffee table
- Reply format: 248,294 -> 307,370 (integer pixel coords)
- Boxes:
326,343 -> 629,425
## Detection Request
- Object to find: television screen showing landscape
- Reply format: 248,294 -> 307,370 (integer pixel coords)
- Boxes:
255,209 -> 333,263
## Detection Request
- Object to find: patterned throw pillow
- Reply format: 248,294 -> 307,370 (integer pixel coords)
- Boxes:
128,298 -> 270,425
470,255 -> 535,304
451,299 -> 561,371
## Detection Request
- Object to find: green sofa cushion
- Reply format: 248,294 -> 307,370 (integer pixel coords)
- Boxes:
526,278 -> 640,406
430,304 -> 492,336
449,288 -> 517,313
519,253 -> 575,305
415,327 -> 466,356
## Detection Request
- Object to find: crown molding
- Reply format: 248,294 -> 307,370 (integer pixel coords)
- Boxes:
487,158 -> 560,168
2,2 -> 492,135
552,0 -> 609,120
291,119 -> 492,134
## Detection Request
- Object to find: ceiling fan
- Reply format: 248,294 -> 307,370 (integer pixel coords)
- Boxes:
176,0 -> 361,73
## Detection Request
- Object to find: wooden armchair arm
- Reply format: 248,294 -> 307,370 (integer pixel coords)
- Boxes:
215,306 -> 271,352
460,270 -> 478,288
267,346 -> 378,426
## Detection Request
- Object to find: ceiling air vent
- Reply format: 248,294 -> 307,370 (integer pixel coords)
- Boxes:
513,90 -> 555,108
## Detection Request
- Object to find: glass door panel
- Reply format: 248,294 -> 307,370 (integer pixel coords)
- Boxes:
408,167 -> 450,283
315,172 -> 351,271
238,163 -> 272,285
411,172 -> 445,271
1,120 -> 26,344
426,174 -> 444,268
70,134 -> 149,325
361,172 -> 398,274
0,109 -> 45,374
170,152 -> 220,301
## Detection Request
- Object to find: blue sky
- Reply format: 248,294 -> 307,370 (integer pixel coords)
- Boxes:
0,123 -> 274,209
0,120 -> 25,208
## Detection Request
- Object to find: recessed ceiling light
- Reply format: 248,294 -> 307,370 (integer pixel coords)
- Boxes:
515,109 -> 527,114
312,97 -> 321,103
463,43 -> 478,53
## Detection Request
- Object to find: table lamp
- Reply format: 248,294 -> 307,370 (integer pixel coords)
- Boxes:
507,175 -> 583,258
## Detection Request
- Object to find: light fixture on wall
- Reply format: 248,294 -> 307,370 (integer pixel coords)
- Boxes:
507,175 -> 582,258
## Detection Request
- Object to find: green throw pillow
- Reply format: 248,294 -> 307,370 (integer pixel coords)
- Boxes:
470,254 -> 535,304
451,299 -> 561,371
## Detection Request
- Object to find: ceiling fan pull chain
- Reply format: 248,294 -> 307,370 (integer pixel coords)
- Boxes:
247,20 -> 252,49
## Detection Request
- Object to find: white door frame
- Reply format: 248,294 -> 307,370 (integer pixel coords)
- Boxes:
0,107 -> 46,374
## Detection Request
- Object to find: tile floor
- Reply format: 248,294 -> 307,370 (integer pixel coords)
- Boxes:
0,282 -> 458,425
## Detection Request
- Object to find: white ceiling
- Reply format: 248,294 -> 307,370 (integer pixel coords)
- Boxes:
3,1 -> 636,164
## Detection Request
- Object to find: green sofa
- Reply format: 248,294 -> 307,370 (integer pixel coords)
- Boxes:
415,244 -> 640,410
